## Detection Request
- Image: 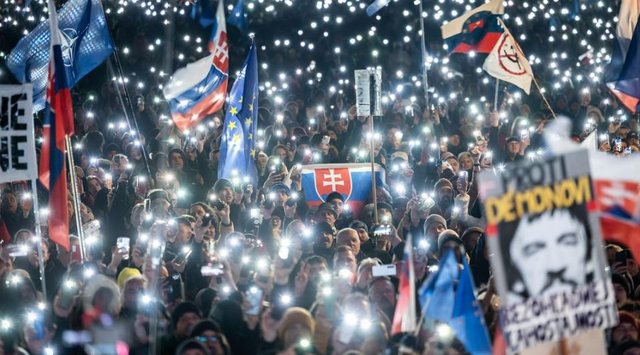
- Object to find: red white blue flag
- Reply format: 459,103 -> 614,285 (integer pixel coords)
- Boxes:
300,163 -> 384,218
39,0 -> 74,251
392,234 -> 417,334
441,0 -> 504,54
164,0 -> 228,132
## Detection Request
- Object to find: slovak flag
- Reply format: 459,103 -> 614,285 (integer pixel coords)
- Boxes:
441,0 -> 504,54
163,0 -> 228,132
592,157 -> 640,262
300,163 -> 384,218
391,234 -> 417,334
39,0 -> 74,251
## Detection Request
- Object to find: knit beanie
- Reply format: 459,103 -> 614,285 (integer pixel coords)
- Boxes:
424,214 -> 447,236
171,302 -> 202,330
438,229 -> 462,252
434,178 -> 454,191
116,267 -> 142,290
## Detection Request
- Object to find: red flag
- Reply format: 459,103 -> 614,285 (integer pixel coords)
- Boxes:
39,0 -> 74,251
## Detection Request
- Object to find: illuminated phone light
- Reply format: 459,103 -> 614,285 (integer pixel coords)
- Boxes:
242,256 -> 250,264
256,258 -> 268,271
280,293 -> 292,305
436,324 -> 454,340
0,319 -> 12,330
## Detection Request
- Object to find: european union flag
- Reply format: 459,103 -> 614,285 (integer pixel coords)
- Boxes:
450,256 -> 492,355
218,41 -> 258,185
6,0 -> 114,111
228,0 -> 248,33
418,250 -> 458,322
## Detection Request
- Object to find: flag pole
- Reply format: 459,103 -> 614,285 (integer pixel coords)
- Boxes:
31,179 -> 48,299
369,70 -> 379,224
493,78 -> 500,112
532,76 -> 556,119
65,135 -> 86,261
418,0 -> 430,110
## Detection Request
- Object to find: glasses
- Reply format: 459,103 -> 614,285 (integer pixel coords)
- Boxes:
197,335 -> 219,343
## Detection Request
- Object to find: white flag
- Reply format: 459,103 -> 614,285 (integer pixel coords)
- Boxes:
482,20 -> 533,94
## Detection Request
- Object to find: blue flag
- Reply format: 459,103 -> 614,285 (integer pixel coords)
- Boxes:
218,41 -> 258,185
6,0 -> 114,112
228,0 -> 247,33
450,256 -> 492,355
366,0 -> 391,16
418,250 -> 458,322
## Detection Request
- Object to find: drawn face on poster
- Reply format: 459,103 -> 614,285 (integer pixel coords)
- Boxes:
500,204 -> 594,303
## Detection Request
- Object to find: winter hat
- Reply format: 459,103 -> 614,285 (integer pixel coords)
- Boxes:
175,339 -> 209,355
116,267 -> 142,290
349,220 -> 368,234
424,214 -> 447,235
195,288 -> 218,318
326,191 -> 345,203
213,179 -> 234,193
190,319 -> 223,337
438,229 -> 462,252
171,302 -> 202,330
277,307 -> 315,339
434,178 -> 454,191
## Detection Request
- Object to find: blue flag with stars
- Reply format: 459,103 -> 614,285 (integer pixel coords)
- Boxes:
218,41 -> 258,184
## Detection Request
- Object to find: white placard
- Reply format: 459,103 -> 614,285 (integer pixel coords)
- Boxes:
0,84 -> 37,183
354,68 -> 382,116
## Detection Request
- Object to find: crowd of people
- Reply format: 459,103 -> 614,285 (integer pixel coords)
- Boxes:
1,0 -> 640,354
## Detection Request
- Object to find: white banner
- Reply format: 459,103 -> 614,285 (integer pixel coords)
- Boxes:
0,84 -> 37,183
354,68 -> 382,117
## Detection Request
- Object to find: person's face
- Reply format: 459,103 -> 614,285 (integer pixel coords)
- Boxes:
80,203 -> 94,223
88,178 -> 102,194
622,348 -> 640,355
449,134 -> 460,146
221,187 -> 234,203
378,209 -> 393,224
446,158 -> 459,173
462,232 -> 481,254
178,223 -> 194,244
316,231 -> 333,249
170,152 -> 184,170
124,278 -> 145,310
275,148 -> 287,163
329,199 -> 344,216
368,279 -> 396,311
437,187 -> 453,208
459,155 -> 473,171
334,250 -> 357,274
508,141 -> 521,154
427,222 -> 446,240
257,154 -> 268,168
510,210 -> 588,296
191,205 -> 206,219
307,262 -> 328,281
613,322 -> 639,344
3,193 -> 17,212
271,216 -> 282,229
337,231 -> 360,255
355,228 -> 368,243
196,330 -> 224,355
628,258 -> 640,276
614,283 -> 629,305
317,210 -> 336,226
151,199 -> 170,218
176,312 -> 201,337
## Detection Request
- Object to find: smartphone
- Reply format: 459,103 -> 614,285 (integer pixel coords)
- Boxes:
201,263 -> 224,276
372,264 -> 397,277
373,225 -> 391,236
116,237 -> 130,260
458,170 -> 468,182
616,250 -> 631,264
59,280 -> 79,309
615,137 -> 623,152
245,286 -> 264,316
173,248 -> 192,264
211,198 -> 225,210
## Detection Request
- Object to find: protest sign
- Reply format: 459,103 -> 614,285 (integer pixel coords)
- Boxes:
478,150 -> 617,353
0,84 -> 37,184
354,68 -> 381,117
